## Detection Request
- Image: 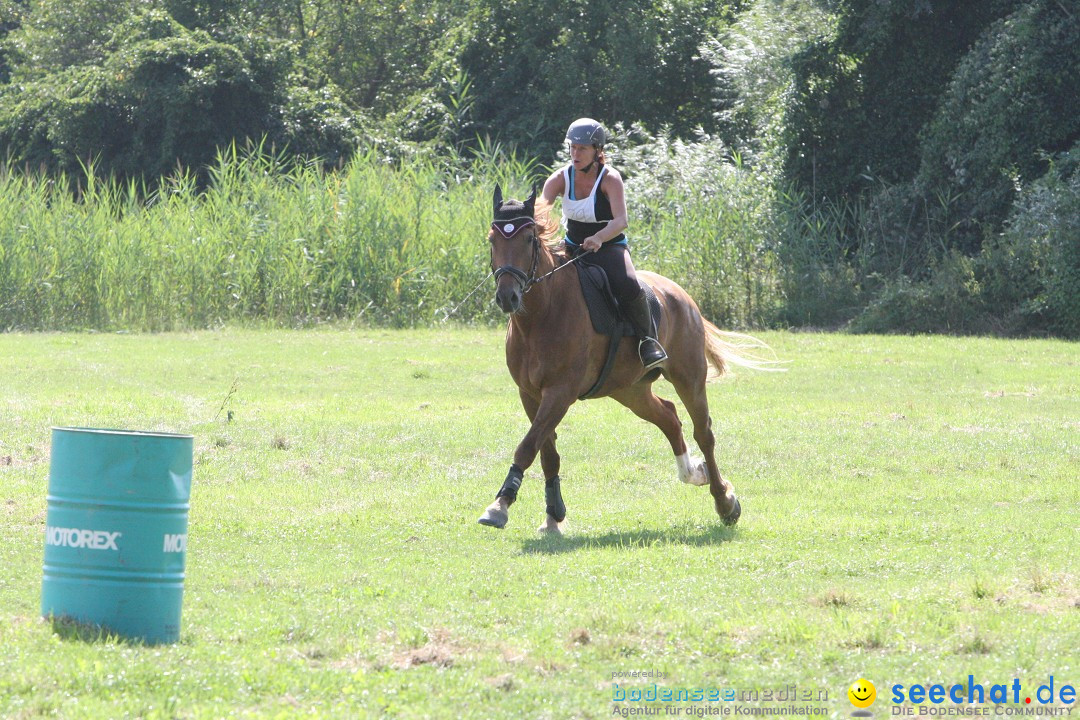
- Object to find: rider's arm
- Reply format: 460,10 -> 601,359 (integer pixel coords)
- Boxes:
542,169 -> 565,206
583,169 -> 628,248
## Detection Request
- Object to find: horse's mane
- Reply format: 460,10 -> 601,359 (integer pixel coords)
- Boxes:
534,197 -> 565,255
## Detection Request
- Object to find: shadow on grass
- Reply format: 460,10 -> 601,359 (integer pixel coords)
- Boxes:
520,524 -> 738,555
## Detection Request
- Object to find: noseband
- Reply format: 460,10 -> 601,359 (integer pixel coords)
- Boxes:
491,218 -> 540,294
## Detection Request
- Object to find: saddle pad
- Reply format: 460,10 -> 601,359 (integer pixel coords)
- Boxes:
576,263 -> 661,337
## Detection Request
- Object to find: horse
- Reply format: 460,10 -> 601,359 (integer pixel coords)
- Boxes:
477,185 -> 773,533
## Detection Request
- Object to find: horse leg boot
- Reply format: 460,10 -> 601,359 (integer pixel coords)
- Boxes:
537,431 -> 566,533
479,388 -> 574,529
624,289 -> 667,369
478,464 -> 523,528
479,464 -> 570,533
539,475 -> 566,534
509,389 -> 566,534
477,465 -> 564,531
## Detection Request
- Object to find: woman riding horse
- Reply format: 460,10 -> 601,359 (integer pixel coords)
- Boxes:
477,150 -> 772,531
543,118 -> 666,369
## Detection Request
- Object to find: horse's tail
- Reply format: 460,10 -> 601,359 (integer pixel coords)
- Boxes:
702,319 -> 786,380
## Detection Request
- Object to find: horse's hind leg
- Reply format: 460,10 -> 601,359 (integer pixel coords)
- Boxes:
610,383 -> 693,476
669,373 -> 741,526
611,383 -> 714,488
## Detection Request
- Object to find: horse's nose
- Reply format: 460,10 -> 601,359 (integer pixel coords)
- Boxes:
495,287 -> 520,313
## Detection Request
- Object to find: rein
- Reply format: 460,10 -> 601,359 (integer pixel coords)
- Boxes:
528,241 -> 588,288
441,227 -> 589,323
439,270 -> 493,323
497,230 -> 587,294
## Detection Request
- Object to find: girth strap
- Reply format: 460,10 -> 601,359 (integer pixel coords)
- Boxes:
578,333 -> 623,400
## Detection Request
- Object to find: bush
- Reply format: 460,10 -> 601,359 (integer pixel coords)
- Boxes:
275,83 -> 365,167
994,146 -> 1080,337
916,0 -> 1080,246
850,253 -> 989,335
851,144 -> 1080,337
0,9 -> 365,179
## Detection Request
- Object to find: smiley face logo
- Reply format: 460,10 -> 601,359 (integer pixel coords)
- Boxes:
848,679 -> 876,709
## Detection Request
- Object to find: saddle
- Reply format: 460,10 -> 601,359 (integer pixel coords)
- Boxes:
575,263 -> 662,400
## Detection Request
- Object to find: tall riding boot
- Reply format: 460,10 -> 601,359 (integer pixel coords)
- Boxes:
623,289 -> 668,369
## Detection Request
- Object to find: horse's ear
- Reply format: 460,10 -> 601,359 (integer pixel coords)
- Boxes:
524,184 -> 536,218
493,184 -> 503,215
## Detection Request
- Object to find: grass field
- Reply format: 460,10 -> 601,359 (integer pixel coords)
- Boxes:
0,329 -> 1077,719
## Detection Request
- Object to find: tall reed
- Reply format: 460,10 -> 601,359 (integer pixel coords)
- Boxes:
0,144 -> 786,331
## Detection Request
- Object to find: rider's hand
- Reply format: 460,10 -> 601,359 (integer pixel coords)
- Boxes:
582,235 -> 602,253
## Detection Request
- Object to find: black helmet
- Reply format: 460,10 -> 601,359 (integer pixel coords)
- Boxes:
565,118 -> 608,147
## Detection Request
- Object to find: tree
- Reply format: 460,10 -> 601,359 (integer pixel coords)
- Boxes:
703,0 -> 833,167
0,0 -> 29,83
2,0 -> 135,77
916,0 -> 1080,242
780,0 -> 1022,201
0,5 -> 363,178
457,0 -> 738,157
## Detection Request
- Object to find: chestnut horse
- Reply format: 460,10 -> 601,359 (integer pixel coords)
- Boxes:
478,185 -> 770,532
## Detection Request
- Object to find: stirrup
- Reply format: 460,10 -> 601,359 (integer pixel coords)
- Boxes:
638,337 -> 667,369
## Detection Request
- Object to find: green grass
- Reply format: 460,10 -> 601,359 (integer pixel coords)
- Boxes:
0,329 -> 1077,718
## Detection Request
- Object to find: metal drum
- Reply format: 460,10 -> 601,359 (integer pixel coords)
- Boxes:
41,427 -> 193,644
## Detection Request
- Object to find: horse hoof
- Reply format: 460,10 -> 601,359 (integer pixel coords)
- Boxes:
478,507 -> 508,529
721,497 -> 742,526
537,515 -> 563,535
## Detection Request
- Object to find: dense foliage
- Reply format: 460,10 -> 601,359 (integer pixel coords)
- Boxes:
0,142 -> 778,331
0,0 -> 1077,335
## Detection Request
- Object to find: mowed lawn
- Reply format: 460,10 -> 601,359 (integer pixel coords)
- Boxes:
0,329 -> 1076,719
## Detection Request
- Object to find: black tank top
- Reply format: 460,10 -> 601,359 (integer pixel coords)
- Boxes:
565,169 -> 626,245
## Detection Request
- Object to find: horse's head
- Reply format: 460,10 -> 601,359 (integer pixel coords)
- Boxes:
490,184 -> 538,314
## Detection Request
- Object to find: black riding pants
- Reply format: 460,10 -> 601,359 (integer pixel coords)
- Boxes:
569,241 -> 640,307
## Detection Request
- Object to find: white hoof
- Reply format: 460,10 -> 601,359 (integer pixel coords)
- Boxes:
677,452 -> 709,486
478,498 -> 511,528
537,514 -> 563,535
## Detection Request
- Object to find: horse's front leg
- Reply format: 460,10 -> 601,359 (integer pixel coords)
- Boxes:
513,389 -> 567,534
478,386 -> 575,530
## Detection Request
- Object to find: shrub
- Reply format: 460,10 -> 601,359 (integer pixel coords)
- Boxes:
851,144 -> 1080,337
0,9 -> 365,179
916,0 -> 1080,246
850,253 -> 989,335
994,146 -> 1080,337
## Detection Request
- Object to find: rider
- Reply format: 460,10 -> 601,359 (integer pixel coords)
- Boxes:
541,118 -> 667,369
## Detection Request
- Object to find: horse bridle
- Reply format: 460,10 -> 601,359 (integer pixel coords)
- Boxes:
491,217 -> 540,294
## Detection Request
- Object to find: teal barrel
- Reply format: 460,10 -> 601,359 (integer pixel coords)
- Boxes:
41,427 -> 193,644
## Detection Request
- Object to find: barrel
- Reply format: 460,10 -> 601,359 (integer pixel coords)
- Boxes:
41,427 -> 193,644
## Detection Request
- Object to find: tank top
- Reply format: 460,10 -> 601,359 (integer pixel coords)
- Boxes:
561,164 -> 627,246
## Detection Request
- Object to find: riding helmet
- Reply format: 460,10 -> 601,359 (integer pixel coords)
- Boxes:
565,118 -> 608,147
